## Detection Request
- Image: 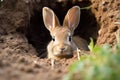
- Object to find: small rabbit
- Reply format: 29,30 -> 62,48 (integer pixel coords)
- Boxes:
42,6 -> 88,60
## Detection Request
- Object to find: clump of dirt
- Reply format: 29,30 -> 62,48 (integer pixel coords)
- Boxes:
0,0 -> 120,80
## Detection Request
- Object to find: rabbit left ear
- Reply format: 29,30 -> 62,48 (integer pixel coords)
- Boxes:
63,6 -> 80,32
42,7 -> 60,31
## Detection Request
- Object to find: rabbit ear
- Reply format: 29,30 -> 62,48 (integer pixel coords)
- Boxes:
63,6 -> 80,32
42,7 -> 60,31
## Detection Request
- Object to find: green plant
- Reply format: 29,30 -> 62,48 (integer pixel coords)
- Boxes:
63,37 -> 120,80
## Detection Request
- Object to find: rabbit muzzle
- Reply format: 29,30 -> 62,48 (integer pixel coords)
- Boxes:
52,44 -> 73,57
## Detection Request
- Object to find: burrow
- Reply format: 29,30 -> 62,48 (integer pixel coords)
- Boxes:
23,0 -> 100,58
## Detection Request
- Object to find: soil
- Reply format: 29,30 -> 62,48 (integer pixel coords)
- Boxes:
0,0 -> 120,80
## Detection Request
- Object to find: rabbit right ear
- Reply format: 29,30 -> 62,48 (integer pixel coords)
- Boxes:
63,6 -> 80,32
42,7 -> 60,31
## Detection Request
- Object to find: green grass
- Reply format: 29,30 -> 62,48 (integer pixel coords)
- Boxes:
63,33 -> 120,80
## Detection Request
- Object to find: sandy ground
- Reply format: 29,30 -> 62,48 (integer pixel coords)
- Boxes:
0,0 -> 120,80
0,33 -> 78,80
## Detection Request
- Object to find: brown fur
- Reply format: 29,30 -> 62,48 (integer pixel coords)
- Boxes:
42,6 -> 88,59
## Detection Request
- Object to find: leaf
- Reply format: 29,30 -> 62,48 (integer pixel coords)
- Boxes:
69,61 -> 83,74
88,38 -> 94,52
62,74 -> 72,80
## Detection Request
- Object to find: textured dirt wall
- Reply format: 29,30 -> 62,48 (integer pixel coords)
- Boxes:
91,0 -> 120,46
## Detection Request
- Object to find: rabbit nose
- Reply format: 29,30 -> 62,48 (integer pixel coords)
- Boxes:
60,47 -> 67,52
61,48 -> 65,51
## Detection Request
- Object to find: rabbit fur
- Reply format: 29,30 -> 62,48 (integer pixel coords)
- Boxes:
42,6 -> 88,60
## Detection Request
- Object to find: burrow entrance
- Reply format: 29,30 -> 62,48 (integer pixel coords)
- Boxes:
26,0 -> 100,58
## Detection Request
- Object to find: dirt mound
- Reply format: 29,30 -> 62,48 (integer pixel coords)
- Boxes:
0,0 -> 120,80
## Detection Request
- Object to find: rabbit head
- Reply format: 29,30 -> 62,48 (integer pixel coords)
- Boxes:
42,6 -> 80,58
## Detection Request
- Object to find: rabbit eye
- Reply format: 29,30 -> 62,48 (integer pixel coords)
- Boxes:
52,36 -> 55,41
69,36 -> 72,42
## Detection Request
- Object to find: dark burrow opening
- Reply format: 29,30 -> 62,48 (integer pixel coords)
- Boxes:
26,0 -> 100,58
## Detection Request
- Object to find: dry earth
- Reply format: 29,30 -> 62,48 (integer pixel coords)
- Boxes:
0,0 -> 120,80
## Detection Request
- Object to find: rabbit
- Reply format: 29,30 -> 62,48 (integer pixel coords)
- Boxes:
42,6 -> 89,60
